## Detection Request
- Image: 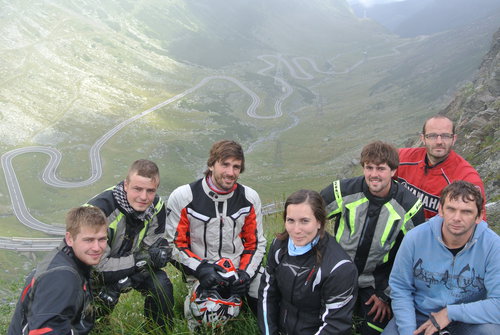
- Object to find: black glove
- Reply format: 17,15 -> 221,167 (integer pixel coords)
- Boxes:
134,250 -> 151,270
134,239 -> 171,270
148,245 -> 170,269
96,277 -> 132,308
195,261 -> 229,289
231,270 -> 251,296
129,270 -> 151,288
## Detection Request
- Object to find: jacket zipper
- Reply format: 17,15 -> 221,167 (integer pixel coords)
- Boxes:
203,221 -> 208,258
218,216 -> 223,258
232,220 -> 236,254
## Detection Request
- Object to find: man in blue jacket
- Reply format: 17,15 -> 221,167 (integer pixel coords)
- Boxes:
383,180 -> 500,335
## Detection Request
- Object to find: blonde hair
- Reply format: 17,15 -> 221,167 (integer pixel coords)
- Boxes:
66,206 -> 107,237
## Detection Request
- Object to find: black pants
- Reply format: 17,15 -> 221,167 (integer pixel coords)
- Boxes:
132,269 -> 174,329
355,287 -> 391,335
96,269 -> 174,329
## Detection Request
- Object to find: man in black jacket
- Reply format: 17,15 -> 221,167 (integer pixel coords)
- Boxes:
8,206 -> 108,335
87,159 -> 174,330
320,141 -> 425,335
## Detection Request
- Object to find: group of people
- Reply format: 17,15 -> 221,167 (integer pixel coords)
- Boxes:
8,115 -> 499,335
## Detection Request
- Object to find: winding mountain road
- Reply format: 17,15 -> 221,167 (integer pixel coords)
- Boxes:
1,46 -> 411,251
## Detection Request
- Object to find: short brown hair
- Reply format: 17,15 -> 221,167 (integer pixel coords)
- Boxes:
204,140 -> 245,176
360,141 -> 399,170
440,181 -> 483,218
422,115 -> 456,134
66,206 -> 107,237
126,159 -> 160,185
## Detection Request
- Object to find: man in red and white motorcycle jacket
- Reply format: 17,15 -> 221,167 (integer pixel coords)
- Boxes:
166,140 -> 266,327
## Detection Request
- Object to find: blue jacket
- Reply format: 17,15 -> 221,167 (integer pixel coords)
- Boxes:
389,215 -> 500,335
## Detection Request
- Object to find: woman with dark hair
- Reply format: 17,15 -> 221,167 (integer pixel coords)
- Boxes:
258,189 -> 358,334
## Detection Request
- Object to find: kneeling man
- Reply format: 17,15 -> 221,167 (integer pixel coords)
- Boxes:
383,181 -> 500,335
8,206 -> 108,335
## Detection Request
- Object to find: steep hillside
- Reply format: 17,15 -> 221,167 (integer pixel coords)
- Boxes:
0,0 -> 385,146
1,0 -> 499,316
0,0 -> 498,216
0,0 -> 187,145
442,28 -> 500,202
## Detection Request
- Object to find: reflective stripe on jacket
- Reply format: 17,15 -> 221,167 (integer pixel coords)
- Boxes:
166,177 -> 266,278
86,185 -> 166,282
321,176 -> 424,296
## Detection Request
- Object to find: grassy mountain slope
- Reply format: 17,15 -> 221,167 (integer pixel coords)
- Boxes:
0,0 -> 498,226
0,0 -> 498,232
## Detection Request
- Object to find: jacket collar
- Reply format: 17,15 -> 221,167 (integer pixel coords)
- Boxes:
201,176 -> 236,201
58,239 -> 92,277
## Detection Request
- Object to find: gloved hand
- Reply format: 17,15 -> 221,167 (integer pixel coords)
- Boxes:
195,261 -> 229,289
134,239 -> 171,270
231,270 -> 251,296
134,250 -> 151,270
148,241 -> 171,269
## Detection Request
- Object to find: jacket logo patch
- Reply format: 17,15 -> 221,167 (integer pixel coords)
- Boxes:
282,262 -> 311,277
399,179 -> 440,213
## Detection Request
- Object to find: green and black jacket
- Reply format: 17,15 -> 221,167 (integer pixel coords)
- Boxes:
320,176 -> 424,300
86,184 -> 166,283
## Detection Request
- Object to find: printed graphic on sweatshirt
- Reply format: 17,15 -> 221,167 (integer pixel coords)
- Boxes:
413,259 -> 485,301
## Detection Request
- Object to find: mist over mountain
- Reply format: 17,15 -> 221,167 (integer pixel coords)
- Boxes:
124,0 -> 379,67
350,0 -> 500,37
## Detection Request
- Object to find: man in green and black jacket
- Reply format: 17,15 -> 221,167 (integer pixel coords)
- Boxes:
320,141 -> 425,335
86,159 -> 173,330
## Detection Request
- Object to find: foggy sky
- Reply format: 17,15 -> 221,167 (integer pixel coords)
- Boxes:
347,0 -> 407,8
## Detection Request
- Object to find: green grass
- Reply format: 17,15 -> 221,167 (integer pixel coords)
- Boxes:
3,207 -> 498,334
0,209 -> 374,335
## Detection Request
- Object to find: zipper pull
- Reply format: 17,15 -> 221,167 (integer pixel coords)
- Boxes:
305,266 -> 316,285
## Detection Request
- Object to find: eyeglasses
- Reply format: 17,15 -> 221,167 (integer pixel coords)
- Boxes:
424,133 -> 454,140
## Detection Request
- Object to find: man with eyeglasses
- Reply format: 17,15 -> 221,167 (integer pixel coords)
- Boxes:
397,115 -> 486,220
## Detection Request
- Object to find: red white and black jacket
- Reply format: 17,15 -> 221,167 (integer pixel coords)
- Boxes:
165,177 -> 266,279
397,147 -> 486,220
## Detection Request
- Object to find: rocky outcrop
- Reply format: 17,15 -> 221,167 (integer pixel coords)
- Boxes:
442,28 -> 500,203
